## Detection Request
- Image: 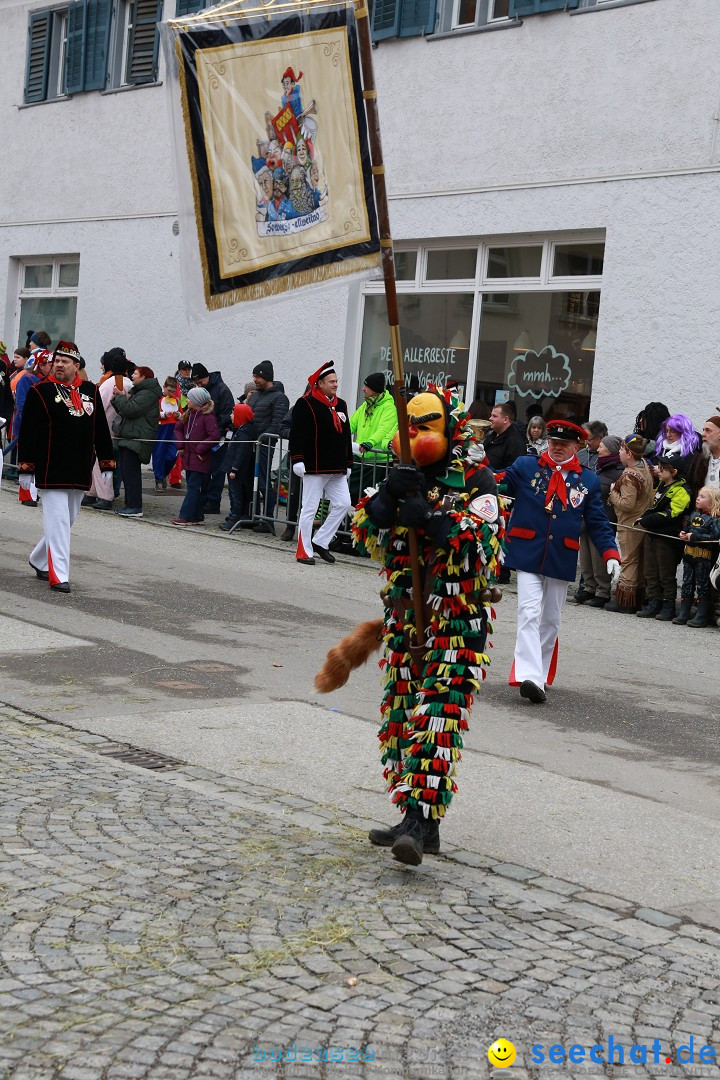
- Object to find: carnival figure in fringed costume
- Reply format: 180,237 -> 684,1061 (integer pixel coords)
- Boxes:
315,385 -> 503,866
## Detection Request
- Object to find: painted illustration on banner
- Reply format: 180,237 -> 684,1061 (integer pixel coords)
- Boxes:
508,345 -> 572,399
252,66 -> 329,237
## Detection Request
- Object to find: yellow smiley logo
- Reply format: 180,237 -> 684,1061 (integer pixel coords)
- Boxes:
488,1039 -> 517,1068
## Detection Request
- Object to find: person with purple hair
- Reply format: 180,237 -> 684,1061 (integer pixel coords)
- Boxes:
656,414 -> 705,494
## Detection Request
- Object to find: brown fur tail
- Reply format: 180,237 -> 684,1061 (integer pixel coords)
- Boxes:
314,619 -> 384,693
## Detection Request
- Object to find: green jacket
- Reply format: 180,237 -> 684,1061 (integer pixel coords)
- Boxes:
112,377 -> 163,464
349,390 -> 398,459
638,477 -> 692,538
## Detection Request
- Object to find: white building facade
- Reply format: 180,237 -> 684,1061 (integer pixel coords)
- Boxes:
1,0 -> 718,431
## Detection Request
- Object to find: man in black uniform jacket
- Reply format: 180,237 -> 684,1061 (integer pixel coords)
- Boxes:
18,341 -> 115,593
289,361 -> 353,565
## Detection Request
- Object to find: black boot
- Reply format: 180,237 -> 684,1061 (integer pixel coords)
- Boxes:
369,815 -> 440,854
655,600 -> 676,621
637,598 -> 662,618
391,810 -> 425,866
672,596 -> 693,625
688,598 -> 712,628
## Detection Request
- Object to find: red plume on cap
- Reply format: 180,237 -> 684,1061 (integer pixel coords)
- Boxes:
282,67 -> 302,83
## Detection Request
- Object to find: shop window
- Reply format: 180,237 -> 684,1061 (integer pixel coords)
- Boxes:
359,293 -> 473,399
24,0 -> 162,102
17,258 -> 79,348
474,289 -> 599,422
426,249 -> 477,281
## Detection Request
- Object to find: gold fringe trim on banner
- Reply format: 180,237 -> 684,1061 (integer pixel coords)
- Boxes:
204,252 -> 381,309
176,36 -> 216,296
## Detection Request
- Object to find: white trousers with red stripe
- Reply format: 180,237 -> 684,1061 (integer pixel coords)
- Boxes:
510,570 -> 567,688
29,489 -> 83,585
296,473 -> 352,560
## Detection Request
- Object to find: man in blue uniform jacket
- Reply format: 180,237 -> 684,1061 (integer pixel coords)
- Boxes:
501,419 -> 620,703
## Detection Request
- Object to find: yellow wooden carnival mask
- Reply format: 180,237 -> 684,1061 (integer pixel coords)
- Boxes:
391,392 -> 449,467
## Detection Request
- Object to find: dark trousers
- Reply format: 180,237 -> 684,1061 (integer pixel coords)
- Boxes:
179,470 -> 211,522
256,437 -> 277,518
204,443 -> 227,510
119,447 -> 142,509
643,535 -> 680,600
681,554 -> 712,599
227,443 -> 254,521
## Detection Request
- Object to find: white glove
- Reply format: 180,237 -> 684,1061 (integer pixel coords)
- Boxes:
346,468 -> 352,478
351,441 -> 360,455
101,471 -> 113,485
292,462 -> 305,478
606,558 -> 621,584
19,474 -> 34,491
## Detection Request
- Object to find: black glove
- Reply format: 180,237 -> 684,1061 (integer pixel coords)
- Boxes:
359,441 -> 373,453
386,464 -> 424,500
398,494 -> 433,529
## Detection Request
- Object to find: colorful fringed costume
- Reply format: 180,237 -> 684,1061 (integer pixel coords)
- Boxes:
351,386 -> 503,860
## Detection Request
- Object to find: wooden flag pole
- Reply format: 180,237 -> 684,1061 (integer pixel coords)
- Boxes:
353,0 -> 426,643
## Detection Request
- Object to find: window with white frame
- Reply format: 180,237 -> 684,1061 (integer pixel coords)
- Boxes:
23,0 -> 163,104
451,0 -> 509,29
356,235 -> 604,423
16,257 -> 80,349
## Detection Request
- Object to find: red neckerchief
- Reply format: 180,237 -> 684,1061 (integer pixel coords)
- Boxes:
49,372 -> 84,413
538,450 -> 582,509
311,385 -> 343,433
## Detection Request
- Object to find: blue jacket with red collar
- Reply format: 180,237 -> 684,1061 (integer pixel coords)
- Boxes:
501,456 -> 620,581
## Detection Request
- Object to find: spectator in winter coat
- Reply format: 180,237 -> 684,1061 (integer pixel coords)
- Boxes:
577,435 -> 624,608
84,351 -> 133,510
636,455 -> 692,621
606,433 -> 654,613
111,367 -> 163,518
348,372 -> 398,504
526,416 -> 548,457
172,388 -> 221,526
577,420 -> 608,470
220,403 -> 255,531
484,403 -> 527,472
191,363 -> 235,515
238,361 -> 289,535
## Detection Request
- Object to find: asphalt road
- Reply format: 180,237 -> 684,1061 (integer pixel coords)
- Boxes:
1,479 -> 719,927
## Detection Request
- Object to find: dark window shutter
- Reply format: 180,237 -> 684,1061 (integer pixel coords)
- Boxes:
509,0 -> 578,14
83,0 -> 113,90
64,0 -> 87,94
399,0 -> 437,35
126,0 -> 163,84
24,11 -> 52,103
175,0 -> 206,15
370,0 -> 401,41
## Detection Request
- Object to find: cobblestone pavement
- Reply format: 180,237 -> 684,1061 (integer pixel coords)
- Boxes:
2,704 -> 720,1080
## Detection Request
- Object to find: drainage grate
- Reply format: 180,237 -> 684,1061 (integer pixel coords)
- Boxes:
96,746 -> 183,771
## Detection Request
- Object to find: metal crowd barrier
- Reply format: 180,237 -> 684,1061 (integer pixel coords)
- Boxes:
230,434 -> 392,538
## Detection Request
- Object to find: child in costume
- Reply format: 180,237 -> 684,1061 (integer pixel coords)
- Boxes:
153,376 -> 181,489
317,385 -> 502,866
675,486 -> 720,627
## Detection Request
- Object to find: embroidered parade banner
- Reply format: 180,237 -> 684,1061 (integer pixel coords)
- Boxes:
165,5 -> 381,310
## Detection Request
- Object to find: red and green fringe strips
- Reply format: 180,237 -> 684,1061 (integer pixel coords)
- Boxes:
352,485 -> 503,821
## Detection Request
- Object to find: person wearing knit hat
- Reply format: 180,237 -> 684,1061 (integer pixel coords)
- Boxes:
172,386 -> 220,526
221,402 -> 256,531
347,373 -> 398,510
18,343 -> 115,591
605,434 -> 654,613
289,363 -> 352,564
253,360 -> 274,383
500,420 -> 620,703
635,455 -> 692,621
577,434 -> 624,608
702,416 -> 720,491
187,363 -> 235,515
